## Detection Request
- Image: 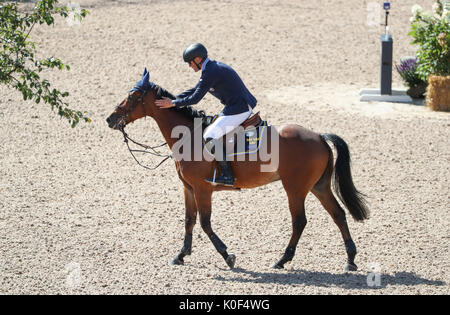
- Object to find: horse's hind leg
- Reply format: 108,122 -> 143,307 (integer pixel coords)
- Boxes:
312,182 -> 358,271
194,189 -> 236,269
170,185 -> 197,266
273,194 -> 307,269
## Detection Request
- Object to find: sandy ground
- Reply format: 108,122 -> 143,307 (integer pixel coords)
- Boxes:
1,0 -> 449,295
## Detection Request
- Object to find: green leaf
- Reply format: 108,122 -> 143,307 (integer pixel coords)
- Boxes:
0,0 -> 90,128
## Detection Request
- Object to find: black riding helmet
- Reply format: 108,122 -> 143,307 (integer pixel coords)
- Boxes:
183,43 -> 208,69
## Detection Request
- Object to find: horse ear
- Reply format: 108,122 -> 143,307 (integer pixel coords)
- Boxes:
143,68 -> 150,82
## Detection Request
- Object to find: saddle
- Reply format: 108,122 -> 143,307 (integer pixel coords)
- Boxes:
241,112 -> 263,129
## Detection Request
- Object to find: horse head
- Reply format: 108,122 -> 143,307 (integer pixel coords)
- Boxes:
106,68 -> 156,130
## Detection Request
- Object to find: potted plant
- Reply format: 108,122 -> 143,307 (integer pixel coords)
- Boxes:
409,0 -> 450,111
395,57 -> 427,98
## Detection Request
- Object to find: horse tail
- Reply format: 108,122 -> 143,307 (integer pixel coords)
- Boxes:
320,134 -> 369,221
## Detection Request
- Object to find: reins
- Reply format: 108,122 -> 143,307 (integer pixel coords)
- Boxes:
119,125 -> 173,171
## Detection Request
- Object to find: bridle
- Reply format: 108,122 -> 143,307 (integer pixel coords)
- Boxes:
116,87 -> 172,170
115,87 -> 148,127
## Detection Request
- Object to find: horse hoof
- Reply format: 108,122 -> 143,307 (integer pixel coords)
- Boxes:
344,263 -> 358,272
226,254 -> 236,269
272,263 -> 284,270
169,256 -> 184,266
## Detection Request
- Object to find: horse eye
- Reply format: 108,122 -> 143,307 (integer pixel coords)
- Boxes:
128,93 -> 139,101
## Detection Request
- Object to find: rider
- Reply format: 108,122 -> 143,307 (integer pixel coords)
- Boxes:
155,43 -> 257,186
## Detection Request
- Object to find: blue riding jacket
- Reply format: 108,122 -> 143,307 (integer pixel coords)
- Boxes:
172,59 -> 257,116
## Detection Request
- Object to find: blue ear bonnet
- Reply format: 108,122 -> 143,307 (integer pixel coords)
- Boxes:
129,68 -> 155,92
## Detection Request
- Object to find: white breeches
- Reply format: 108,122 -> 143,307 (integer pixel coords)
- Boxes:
203,106 -> 253,141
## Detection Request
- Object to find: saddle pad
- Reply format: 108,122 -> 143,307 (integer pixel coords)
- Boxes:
228,121 -> 268,157
204,120 -> 268,157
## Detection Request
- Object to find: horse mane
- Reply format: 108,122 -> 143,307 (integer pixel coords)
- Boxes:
154,85 -> 214,127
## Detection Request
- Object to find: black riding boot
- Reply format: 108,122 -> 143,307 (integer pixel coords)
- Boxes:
211,160 -> 234,186
205,138 -> 235,186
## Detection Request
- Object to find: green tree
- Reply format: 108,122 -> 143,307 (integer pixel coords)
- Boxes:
0,0 -> 90,127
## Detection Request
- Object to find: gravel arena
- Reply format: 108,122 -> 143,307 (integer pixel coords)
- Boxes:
1,0 -> 449,295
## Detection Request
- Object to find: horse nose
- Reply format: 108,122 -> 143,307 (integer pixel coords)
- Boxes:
106,116 -> 115,128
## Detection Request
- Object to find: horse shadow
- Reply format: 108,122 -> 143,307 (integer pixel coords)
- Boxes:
214,267 -> 446,290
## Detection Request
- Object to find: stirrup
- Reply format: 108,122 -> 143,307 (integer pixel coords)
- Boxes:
205,169 -> 234,186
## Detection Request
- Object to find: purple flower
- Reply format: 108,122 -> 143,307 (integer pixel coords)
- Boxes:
395,58 -> 418,74
395,57 -> 424,87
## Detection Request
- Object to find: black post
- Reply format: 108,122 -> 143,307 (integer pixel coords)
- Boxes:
380,34 -> 393,95
380,7 -> 392,95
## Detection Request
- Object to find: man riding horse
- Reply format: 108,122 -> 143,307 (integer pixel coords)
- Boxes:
155,43 -> 257,186
107,52 -> 369,270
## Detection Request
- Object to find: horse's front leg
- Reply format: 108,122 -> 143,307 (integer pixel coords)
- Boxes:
170,185 -> 197,266
194,189 -> 236,269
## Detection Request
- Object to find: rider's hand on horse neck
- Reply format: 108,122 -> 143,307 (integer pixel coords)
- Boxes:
155,97 -> 175,109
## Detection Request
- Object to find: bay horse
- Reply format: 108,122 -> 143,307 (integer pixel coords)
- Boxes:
106,70 -> 369,271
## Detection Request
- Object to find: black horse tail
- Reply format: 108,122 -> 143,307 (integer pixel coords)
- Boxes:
321,134 -> 369,221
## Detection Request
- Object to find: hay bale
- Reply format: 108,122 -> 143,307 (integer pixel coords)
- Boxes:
426,75 -> 450,111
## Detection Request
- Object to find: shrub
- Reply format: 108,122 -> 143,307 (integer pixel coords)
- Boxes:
408,0 -> 450,81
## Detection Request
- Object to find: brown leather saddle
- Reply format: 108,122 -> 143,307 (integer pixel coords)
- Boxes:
241,112 -> 262,129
